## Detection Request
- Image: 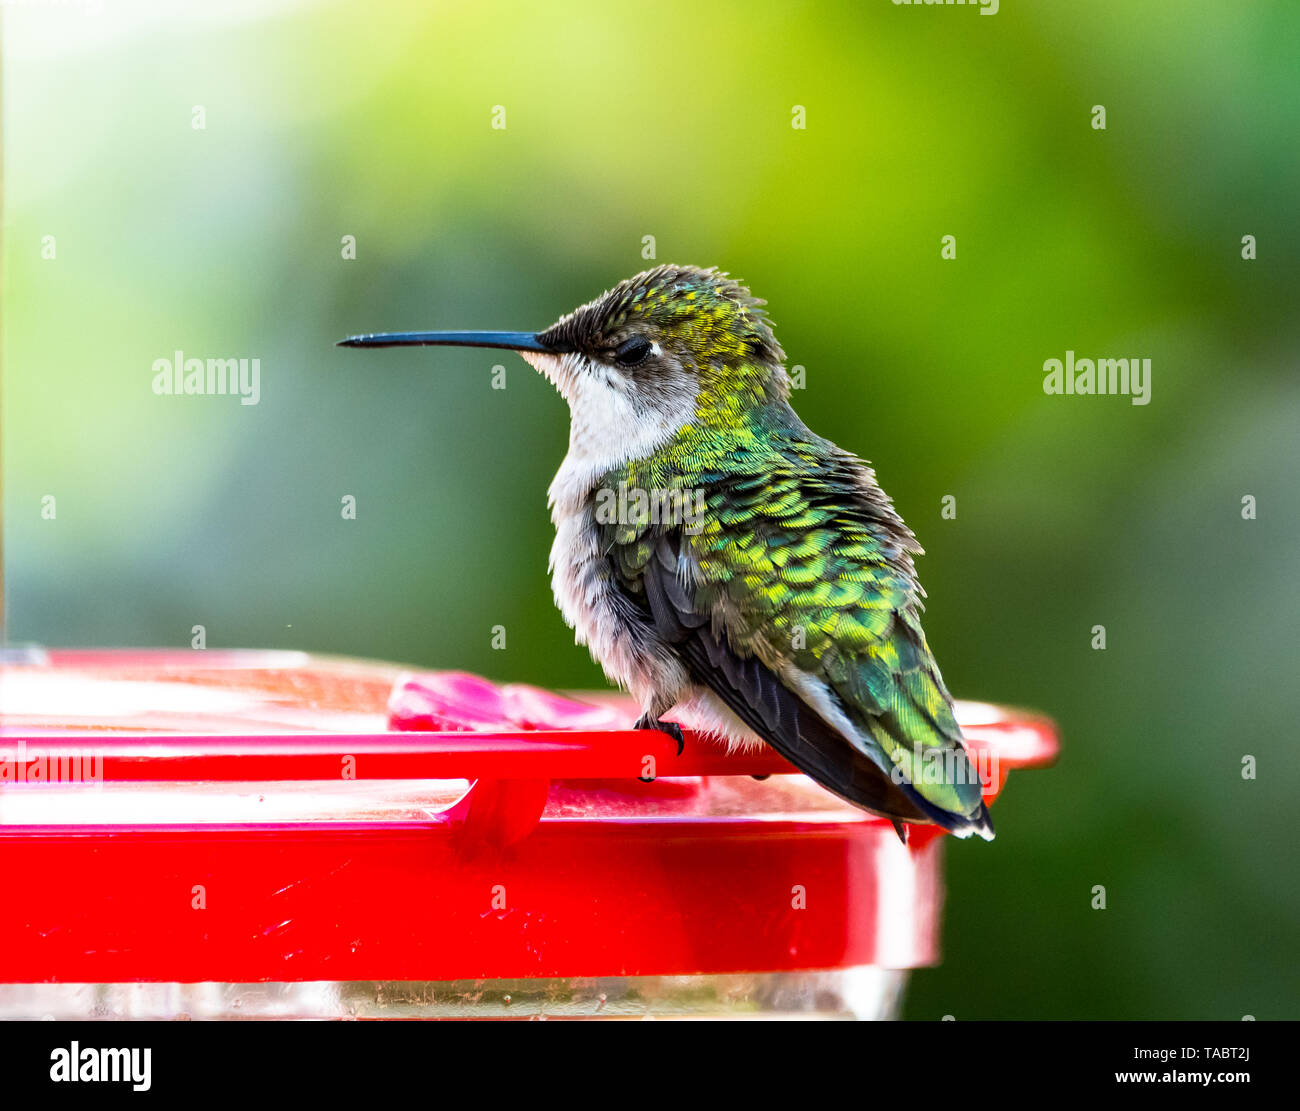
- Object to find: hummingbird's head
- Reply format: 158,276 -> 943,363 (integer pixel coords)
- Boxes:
533,264 -> 786,403
339,264 -> 789,466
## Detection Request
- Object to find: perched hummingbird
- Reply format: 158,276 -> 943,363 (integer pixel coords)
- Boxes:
340,265 -> 992,840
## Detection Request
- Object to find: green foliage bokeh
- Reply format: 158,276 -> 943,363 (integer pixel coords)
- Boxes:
5,0 -> 1297,1018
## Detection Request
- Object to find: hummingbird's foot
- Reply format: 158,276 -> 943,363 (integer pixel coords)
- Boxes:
634,714 -> 685,756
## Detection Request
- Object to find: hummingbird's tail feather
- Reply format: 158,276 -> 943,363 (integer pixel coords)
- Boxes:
652,600 -> 983,835
940,799 -> 995,841
678,630 -> 991,836
677,634 -> 932,825
842,652 -> 995,840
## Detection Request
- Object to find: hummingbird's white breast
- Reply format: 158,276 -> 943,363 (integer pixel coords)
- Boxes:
525,349 -> 691,703
524,348 -> 767,749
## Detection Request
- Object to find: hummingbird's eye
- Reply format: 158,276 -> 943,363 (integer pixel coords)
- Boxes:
612,335 -> 653,368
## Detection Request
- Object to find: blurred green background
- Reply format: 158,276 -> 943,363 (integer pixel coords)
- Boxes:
4,0 -> 1297,1018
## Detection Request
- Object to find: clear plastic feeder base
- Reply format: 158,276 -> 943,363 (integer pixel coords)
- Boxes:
0,970 -> 906,1020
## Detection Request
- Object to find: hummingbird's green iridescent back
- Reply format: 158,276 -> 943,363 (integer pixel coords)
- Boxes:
601,410 -> 988,833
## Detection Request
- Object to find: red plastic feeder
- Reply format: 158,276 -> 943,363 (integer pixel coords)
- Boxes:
0,649 -> 1057,1018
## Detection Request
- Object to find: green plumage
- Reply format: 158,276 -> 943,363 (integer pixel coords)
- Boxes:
544,265 -> 992,836
598,408 -> 988,829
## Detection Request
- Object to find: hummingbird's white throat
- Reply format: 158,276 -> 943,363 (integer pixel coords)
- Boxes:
521,349 -> 696,509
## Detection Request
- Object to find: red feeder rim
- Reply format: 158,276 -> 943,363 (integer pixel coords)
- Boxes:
0,649 -> 1058,984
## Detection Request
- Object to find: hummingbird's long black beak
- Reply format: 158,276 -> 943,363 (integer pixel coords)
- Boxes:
336,330 -> 569,354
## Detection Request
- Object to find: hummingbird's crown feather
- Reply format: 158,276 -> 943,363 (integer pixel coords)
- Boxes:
538,264 -> 785,368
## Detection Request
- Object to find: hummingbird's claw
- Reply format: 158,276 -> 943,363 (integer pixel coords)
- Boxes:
634,714 -> 685,756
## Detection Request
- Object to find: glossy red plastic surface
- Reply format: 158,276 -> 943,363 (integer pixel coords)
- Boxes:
0,649 -> 1058,983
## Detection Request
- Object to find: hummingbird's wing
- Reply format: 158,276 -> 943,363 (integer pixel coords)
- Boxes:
602,435 -> 993,839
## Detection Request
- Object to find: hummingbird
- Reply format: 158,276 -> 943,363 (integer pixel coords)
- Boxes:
340,265 -> 992,841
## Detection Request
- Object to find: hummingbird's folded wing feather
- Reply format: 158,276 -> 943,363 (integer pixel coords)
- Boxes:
604,436 -> 993,838
635,532 -> 939,827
